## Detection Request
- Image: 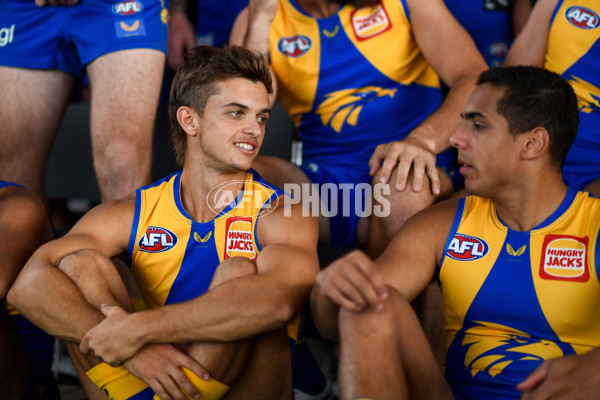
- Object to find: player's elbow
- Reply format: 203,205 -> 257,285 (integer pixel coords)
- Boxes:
6,258 -> 45,312
272,282 -> 314,326
6,272 -> 33,311
273,300 -> 297,326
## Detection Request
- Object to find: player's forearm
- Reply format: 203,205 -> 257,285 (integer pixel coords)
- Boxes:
7,259 -> 103,342
136,268 -> 314,344
242,7 -> 274,55
409,72 -> 480,154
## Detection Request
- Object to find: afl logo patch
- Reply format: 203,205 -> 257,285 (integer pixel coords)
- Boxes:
138,226 -> 178,253
277,35 -> 311,58
565,6 -> 599,29
113,0 -> 143,15
446,233 -> 489,261
540,235 -> 589,282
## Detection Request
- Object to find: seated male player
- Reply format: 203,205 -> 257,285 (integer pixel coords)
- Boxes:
8,45 -> 319,400
311,66 -> 600,399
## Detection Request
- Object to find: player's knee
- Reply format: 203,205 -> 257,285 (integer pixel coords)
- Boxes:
209,257 -> 257,289
339,289 -> 411,340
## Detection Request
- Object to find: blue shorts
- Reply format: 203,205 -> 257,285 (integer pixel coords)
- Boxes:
301,148 -> 461,247
0,0 -> 168,77
563,109 -> 600,190
11,314 -> 59,400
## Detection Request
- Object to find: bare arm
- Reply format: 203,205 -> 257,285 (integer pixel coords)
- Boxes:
369,0 -> 487,194
7,198 -> 134,342
0,186 -> 53,299
511,0 -> 535,35
80,200 -> 319,364
230,1 -> 279,102
311,198 -> 458,340
503,0 -> 559,66
167,0 -> 196,70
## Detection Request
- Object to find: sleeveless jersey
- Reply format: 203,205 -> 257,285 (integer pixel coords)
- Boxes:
444,0 -> 513,67
545,0 -> 600,189
440,190 -> 600,398
128,170 -> 284,310
268,0 -> 442,171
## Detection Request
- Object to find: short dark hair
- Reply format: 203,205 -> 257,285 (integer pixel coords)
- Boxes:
476,66 -> 579,168
168,45 -> 273,166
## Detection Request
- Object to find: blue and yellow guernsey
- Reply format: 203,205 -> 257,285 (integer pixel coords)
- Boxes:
440,190 -> 600,398
128,169 -> 283,310
545,0 -> 600,189
269,0 -> 442,171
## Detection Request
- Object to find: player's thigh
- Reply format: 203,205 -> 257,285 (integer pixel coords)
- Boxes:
0,66 -> 74,153
86,49 -> 165,140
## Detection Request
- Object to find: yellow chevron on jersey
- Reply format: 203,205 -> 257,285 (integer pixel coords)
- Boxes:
269,0 -> 440,126
545,0 -> 600,112
440,190 -> 600,397
128,170 -> 282,310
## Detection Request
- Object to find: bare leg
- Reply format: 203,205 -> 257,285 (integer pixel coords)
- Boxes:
0,306 -> 28,399
59,249 -> 134,400
366,167 -> 454,258
181,257 -> 292,399
87,49 -> 165,201
0,67 -> 74,199
366,167 -> 452,367
338,288 -> 453,400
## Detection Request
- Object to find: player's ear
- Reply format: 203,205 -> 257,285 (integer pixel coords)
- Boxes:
177,106 -> 199,137
522,127 -> 549,161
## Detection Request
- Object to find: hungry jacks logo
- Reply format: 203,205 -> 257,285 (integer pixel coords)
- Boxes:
539,235 -> 589,282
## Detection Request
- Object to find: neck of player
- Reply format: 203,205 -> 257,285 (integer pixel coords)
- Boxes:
179,166 -> 247,224
493,169 -> 568,232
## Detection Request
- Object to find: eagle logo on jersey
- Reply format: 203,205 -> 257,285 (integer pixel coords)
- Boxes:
138,226 -> 178,253
446,233 -> 489,261
277,35 -> 312,58
565,6 -> 600,29
463,321 -> 563,378
567,76 -> 600,113
317,87 -> 397,133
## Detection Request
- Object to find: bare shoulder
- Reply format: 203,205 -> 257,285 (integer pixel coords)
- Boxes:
255,195 -> 318,250
60,193 -> 137,255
